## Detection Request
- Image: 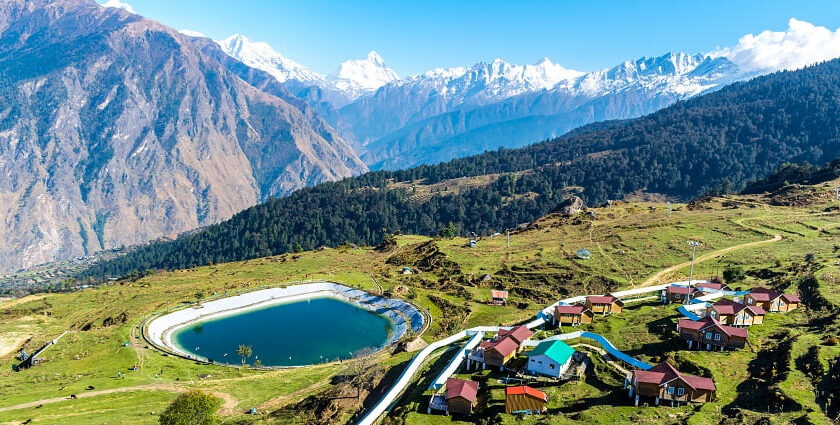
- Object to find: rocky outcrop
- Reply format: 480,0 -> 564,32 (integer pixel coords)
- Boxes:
0,0 -> 366,273
555,196 -> 586,216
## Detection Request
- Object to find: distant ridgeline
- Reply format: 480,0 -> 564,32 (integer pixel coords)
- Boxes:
741,159 -> 840,194
79,59 -> 840,280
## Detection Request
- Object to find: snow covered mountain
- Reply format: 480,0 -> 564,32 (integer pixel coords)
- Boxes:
212,35 -> 756,170
327,51 -> 399,98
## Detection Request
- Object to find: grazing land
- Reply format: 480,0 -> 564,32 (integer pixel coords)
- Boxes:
2,180 -> 840,425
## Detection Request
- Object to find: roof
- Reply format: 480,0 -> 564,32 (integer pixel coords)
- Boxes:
446,378 -> 479,402
711,298 -> 745,315
749,287 -> 780,301
680,316 -> 749,339
527,340 -> 575,364
782,293 -> 801,303
634,362 -> 715,392
491,290 -> 509,299
484,336 -> 520,357
668,285 -> 696,295
555,305 -> 587,315
506,385 -> 547,401
498,325 -> 533,345
696,282 -> 724,290
587,294 -> 620,305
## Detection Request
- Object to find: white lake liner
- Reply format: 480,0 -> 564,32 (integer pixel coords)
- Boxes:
145,281 -> 424,364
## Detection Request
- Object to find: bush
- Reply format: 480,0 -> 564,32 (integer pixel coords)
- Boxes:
159,390 -> 221,425
723,265 -> 746,283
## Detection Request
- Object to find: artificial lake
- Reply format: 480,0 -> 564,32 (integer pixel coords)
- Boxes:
173,296 -> 396,367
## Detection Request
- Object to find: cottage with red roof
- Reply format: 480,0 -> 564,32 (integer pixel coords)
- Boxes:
497,325 -> 533,348
662,285 -> 699,304
677,316 -> 748,350
744,288 -> 800,312
552,304 -> 594,326
627,362 -> 716,406
444,378 -> 479,415
585,294 -> 624,315
478,336 -> 520,369
706,298 -> 765,326
490,289 -> 509,306
505,385 -> 548,414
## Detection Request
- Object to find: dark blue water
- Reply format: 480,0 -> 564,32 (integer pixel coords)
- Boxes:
173,297 -> 395,367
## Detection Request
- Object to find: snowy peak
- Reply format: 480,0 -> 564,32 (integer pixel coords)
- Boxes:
328,51 -> 399,95
217,34 -> 323,84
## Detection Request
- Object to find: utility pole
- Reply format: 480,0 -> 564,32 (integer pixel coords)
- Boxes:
687,241 -> 702,300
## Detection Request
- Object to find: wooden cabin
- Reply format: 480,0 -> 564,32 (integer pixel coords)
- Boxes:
662,285 -> 699,304
480,336 -> 519,369
526,340 -> 575,378
706,298 -> 765,326
490,289 -> 509,306
505,385 -> 548,414
552,305 -> 594,326
445,378 -> 479,415
744,288 -> 801,312
677,316 -> 748,350
585,294 -> 624,315
497,325 -> 533,349
628,362 -> 716,406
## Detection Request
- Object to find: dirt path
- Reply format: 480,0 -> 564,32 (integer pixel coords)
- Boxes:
639,234 -> 782,288
0,383 -> 238,416
573,343 -> 630,376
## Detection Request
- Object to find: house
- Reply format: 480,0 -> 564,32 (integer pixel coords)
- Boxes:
505,385 -> 548,414
627,362 -> 716,406
480,336 -> 519,369
497,325 -> 533,348
695,281 -> 728,292
526,340 -> 575,378
662,285 -> 699,304
585,294 -> 624,315
490,289 -> 509,306
706,298 -> 765,326
445,378 -> 479,415
677,316 -> 748,350
576,248 -> 591,260
744,288 -> 800,312
552,305 -> 595,326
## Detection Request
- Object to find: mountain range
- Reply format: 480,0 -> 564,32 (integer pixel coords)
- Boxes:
0,0 -> 365,273
218,35 -> 753,169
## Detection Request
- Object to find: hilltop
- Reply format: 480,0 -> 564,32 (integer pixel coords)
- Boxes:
2,176 -> 840,424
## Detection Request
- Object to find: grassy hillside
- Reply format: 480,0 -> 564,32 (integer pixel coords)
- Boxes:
2,180 -> 840,424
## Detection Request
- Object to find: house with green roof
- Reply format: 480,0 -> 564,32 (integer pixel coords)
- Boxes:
526,340 -> 575,378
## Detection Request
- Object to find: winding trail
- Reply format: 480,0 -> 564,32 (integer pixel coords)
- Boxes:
639,234 -> 782,288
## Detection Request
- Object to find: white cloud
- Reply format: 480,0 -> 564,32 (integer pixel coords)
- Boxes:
720,18 -> 840,73
179,29 -> 208,38
101,0 -> 136,14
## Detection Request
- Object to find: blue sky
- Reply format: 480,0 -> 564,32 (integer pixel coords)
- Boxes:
105,0 -> 840,76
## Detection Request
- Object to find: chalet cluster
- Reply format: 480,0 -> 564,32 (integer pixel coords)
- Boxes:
550,294 -> 624,326
627,362 -> 716,407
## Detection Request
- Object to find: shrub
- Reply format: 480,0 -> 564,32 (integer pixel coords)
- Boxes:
159,390 -> 220,425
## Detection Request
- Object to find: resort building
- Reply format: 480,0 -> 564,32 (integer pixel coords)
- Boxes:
497,325 -> 533,349
479,336 -> 519,370
490,289 -> 509,305
552,305 -> 594,326
627,362 -> 716,406
505,385 -> 548,414
744,288 -> 801,312
706,298 -> 765,326
695,281 -> 728,292
585,294 -> 624,315
677,316 -> 748,350
443,378 -> 479,415
662,285 -> 699,304
526,340 -> 575,378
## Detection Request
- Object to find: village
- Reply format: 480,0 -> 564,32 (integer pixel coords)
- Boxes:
413,278 -> 801,418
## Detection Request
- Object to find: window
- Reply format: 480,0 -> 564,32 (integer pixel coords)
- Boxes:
747,298 -> 753,305
705,332 -> 713,340
710,311 -> 717,317
677,388 -> 685,396
549,363 -> 555,369
530,359 -> 535,363
714,333 -> 721,341
668,386 -> 675,395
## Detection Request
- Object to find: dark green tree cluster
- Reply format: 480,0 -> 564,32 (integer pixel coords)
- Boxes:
79,59 -> 840,280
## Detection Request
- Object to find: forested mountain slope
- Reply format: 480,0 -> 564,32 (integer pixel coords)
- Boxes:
79,59 -> 840,279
